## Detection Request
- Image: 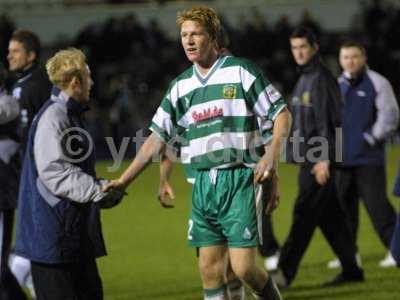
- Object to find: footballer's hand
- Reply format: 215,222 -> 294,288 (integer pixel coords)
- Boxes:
265,173 -> 280,215
254,156 -> 276,184
102,178 -> 127,192
158,181 -> 175,208
311,161 -> 330,186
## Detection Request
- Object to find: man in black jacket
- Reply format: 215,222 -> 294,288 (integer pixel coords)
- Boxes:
7,29 -> 51,151
271,27 -> 364,288
6,29 -> 51,299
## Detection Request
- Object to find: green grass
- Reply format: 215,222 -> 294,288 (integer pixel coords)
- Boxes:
96,146 -> 400,300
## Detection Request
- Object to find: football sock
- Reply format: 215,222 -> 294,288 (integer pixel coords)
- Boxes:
204,284 -> 228,300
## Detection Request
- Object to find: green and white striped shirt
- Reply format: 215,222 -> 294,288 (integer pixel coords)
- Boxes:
150,55 -> 286,171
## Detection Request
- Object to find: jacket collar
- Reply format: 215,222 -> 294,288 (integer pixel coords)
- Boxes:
342,67 -> 367,86
50,86 -> 89,114
14,64 -> 37,82
297,54 -> 321,74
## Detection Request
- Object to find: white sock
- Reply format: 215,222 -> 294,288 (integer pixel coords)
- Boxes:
204,284 -> 228,300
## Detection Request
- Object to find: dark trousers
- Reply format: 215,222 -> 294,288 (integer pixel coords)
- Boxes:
278,165 -> 361,284
257,179 -> 280,257
336,166 -> 396,249
31,258 -> 103,300
0,210 -> 28,300
258,214 -> 280,257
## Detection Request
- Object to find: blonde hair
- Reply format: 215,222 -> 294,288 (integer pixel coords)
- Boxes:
176,6 -> 221,41
46,48 -> 87,89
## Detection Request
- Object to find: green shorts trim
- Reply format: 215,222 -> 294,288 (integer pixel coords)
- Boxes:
188,167 -> 259,248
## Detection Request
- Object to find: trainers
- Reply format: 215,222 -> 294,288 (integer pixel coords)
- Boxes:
327,257 -> 341,269
264,251 -> 280,271
379,252 -> 397,268
327,253 -> 362,269
322,270 -> 364,287
270,268 -> 289,289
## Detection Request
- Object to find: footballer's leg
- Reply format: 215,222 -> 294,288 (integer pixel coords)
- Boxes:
226,259 -> 245,300
199,245 -> 229,300
229,248 -> 281,300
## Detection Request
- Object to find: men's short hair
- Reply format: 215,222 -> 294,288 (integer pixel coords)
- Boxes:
46,48 -> 87,89
176,6 -> 221,42
11,29 -> 41,61
290,27 -> 318,47
340,40 -> 367,55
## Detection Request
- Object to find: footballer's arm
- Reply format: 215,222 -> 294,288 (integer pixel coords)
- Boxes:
103,132 -> 165,192
254,107 -> 292,183
158,150 -> 176,208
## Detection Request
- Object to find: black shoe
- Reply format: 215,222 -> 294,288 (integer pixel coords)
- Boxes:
322,271 -> 364,287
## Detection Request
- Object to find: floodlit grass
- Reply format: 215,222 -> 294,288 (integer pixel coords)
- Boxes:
96,146 -> 400,300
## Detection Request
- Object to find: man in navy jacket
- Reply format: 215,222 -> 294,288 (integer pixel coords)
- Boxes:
15,48 -> 124,299
331,41 -> 399,268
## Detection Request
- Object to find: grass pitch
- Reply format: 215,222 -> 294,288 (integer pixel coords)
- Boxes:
96,146 -> 400,300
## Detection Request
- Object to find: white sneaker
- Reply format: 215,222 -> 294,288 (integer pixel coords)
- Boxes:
9,253 -> 36,299
327,257 -> 341,269
264,251 -> 280,271
327,253 -> 362,269
379,252 -> 397,268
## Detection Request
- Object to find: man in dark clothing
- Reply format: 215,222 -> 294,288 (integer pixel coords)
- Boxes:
6,29 -> 51,298
271,27 -> 364,288
7,29 -> 51,150
0,63 -> 27,300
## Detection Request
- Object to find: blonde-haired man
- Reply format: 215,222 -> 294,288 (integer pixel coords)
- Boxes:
105,6 -> 290,300
14,48 -> 123,299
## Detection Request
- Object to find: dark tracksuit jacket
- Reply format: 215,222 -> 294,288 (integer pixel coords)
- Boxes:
286,55 -> 342,164
11,64 -> 51,152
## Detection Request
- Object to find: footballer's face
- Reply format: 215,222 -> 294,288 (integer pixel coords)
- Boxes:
180,20 -> 216,66
7,40 -> 35,72
290,37 -> 318,66
339,47 -> 366,77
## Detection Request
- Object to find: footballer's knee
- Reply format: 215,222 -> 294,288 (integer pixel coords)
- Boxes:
199,256 -> 226,285
230,261 -> 256,283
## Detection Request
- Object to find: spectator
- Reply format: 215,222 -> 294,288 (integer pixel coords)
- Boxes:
329,40 -> 399,269
270,27 -> 364,288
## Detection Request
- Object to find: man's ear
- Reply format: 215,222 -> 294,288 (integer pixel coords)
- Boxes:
70,76 -> 81,90
27,51 -> 37,65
